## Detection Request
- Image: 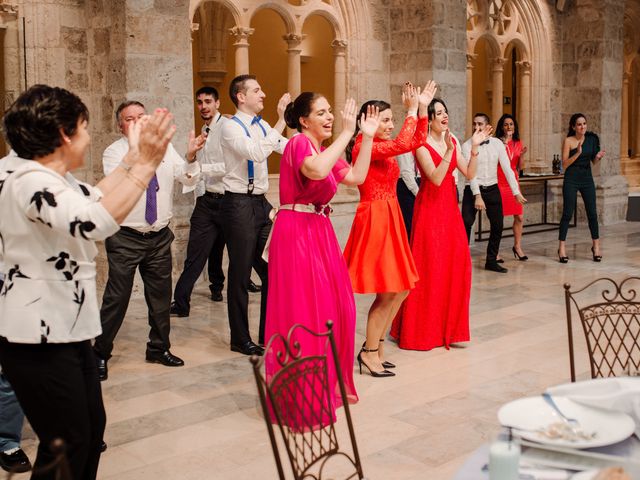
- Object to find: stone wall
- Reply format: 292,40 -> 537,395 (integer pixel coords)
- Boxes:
385,0 -> 467,138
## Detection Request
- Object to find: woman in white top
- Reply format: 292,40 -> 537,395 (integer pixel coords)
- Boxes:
0,85 -> 174,480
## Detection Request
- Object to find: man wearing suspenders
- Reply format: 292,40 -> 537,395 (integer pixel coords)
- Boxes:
220,75 -> 289,356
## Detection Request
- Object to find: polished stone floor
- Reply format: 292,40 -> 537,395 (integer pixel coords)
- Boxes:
9,221 -> 640,480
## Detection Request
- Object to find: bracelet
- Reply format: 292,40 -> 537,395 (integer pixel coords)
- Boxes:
119,161 -> 132,172
126,172 -> 148,190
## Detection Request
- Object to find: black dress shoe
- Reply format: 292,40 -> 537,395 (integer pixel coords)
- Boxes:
0,448 -> 32,473
100,441 -> 107,453
485,262 -> 508,273
169,302 -> 189,317
94,350 -> 108,381
247,280 -> 262,293
230,341 -> 264,356
210,290 -> 223,302
145,350 -> 185,367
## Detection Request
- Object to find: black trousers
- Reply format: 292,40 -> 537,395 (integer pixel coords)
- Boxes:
94,226 -> 174,359
559,170 -> 599,241
0,339 -> 105,480
396,178 -> 420,238
173,193 -> 226,312
221,192 -> 271,345
461,184 -> 504,264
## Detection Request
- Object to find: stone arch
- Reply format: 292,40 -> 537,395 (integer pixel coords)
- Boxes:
621,0 -> 640,186
250,3 -> 296,34
467,0 -> 553,170
301,8 -> 343,40
189,0 -> 242,26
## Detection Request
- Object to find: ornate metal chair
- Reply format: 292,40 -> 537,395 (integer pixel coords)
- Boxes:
250,321 -> 365,480
7,438 -> 71,479
564,277 -> 640,381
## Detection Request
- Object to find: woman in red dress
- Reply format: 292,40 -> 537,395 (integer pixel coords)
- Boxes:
496,114 -> 528,260
344,82 -> 436,376
391,98 -> 491,351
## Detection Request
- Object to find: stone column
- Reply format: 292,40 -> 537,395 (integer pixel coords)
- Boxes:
283,33 -> 304,99
332,39 -> 348,134
466,54 -> 477,138
620,70 -> 630,160
230,26 -> 254,76
516,60 -> 532,162
635,88 -> 640,155
491,57 -> 505,125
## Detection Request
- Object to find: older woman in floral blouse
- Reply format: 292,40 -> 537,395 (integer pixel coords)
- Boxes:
0,85 -> 174,479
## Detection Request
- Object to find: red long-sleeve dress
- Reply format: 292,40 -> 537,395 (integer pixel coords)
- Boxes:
343,115 -> 426,293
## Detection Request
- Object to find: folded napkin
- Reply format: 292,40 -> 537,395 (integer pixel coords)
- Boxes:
546,378 -> 640,437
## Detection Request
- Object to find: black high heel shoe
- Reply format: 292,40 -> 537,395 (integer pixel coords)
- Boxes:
357,347 -> 395,377
558,249 -> 569,264
378,339 -> 396,369
512,247 -> 528,261
591,247 -> 602,262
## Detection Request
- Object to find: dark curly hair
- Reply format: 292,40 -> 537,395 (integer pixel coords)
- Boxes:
2,84 -> 89,160
284,92 -> 324,132
495,113 -> 520,141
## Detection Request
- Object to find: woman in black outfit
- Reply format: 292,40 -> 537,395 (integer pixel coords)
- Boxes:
558,113 -> 605,263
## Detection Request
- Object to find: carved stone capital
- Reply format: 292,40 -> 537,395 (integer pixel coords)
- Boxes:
466,53 -> 477,69
331,39 -> 348,56
491,56 -> 506,71
191,22 -> 200,33
0,1 -> 18,21
229,26 -> 255,46
516,60 -> 532,74
282,33 -> 305,51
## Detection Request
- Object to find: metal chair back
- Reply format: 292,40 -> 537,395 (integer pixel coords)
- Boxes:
564,277 -> 640,381
250,320 -> 364,480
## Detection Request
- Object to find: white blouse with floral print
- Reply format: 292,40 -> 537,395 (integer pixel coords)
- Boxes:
0,161 -> 119,344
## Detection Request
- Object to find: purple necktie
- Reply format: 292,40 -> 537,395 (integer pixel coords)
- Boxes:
145,174 -> 158,225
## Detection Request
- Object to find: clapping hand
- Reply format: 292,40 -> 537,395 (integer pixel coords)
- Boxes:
341,98 -> 358,134
277,93 -> 292,119
418,80 -> 438,107
402,82 -> 419,113
576,138 -> 584,155
471,124 -> 493,146
444,129 -> 454,152
522,145 -> 528,155
186,130 -> 206,162
359,105 -> 381,138
596,150 -> 605,161
136,108 -> 175,168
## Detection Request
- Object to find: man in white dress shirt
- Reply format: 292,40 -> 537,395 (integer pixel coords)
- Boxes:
93,100 -> 200,379
170,86 -> 228,315
220,74 -> 289,356
461,113 -> 526,273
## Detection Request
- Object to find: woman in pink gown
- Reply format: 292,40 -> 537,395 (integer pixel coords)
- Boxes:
265,93 -> 380,426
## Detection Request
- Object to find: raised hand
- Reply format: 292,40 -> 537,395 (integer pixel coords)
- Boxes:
522,145 -> 528,155
444,128 -> 454,152
359,104 -> 381,138
418,80 -> 438,107
576,138 -> 584,155
341,98 -> 358,134
186,130 -> 206,162
596,150 -> 605,161
137,108 -> 175,168
402,83 -> 419,113
471,124 -> 493,146
277,93 -> 292,119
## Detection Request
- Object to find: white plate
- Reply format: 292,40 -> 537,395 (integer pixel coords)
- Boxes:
498,396 -> 636,449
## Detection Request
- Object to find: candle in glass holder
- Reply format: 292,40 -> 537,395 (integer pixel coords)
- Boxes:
488,440 -> 520,480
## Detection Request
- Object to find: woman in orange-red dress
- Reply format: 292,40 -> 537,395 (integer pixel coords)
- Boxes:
496,114 -> 528,260
343,82 -> 436,376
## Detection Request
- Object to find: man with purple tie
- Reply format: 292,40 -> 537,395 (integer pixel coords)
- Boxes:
93,100 -> 201,380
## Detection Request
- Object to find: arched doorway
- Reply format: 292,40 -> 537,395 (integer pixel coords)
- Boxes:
467,0 -> 552,172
